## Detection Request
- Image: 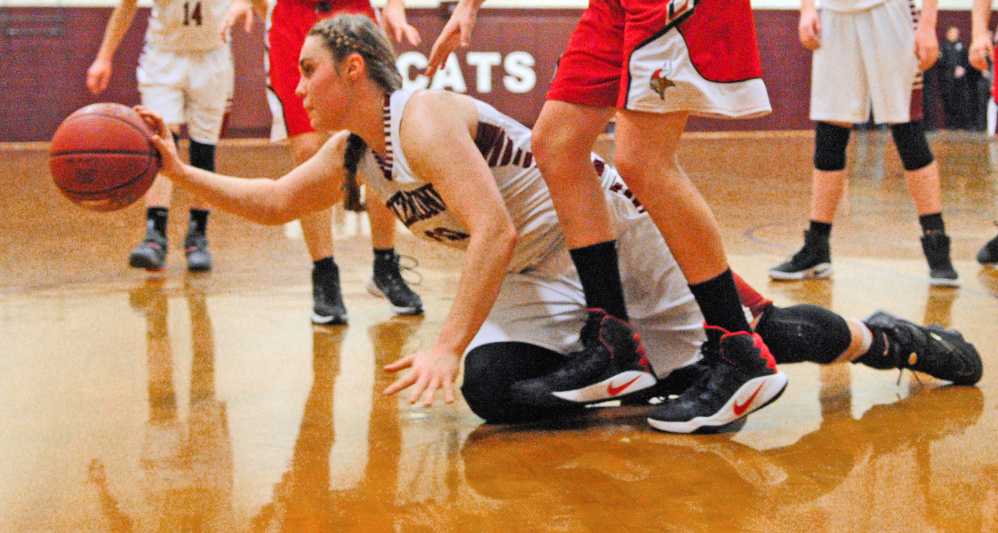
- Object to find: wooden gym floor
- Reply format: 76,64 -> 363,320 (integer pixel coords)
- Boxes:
1,129 -> 996,531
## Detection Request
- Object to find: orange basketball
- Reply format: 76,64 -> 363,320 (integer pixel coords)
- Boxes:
49,103 -> 161,212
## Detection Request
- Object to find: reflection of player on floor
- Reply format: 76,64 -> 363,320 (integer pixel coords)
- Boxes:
135,16 -> 981,433
221,0 -> 423,325
425,0 -> 786,431
88,0 -> 234,272
969,0 -> 998,267
769,0 -> 960,286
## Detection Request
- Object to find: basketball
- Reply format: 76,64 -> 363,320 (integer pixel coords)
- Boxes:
49,103 -> 161,212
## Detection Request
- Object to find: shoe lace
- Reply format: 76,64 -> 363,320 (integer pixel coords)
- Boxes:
397,254 -> 422,286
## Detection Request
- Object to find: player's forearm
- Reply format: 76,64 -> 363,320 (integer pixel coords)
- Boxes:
95,0 -> 138,62
919,0 -> 938,29
971,0 -> 991,40
434,227 -> 516,355
169,165 -> 304,225
800,0 -> 816,14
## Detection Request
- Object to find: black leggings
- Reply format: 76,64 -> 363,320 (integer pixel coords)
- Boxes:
462,342 -> 586,424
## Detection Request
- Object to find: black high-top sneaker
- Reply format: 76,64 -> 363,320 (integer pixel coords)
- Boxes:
182,225 -> 212,272
768,229 -> 833,281
921,232 -> 960,287
510,309 -> 657,408
367,252 -> 423,315
859,311 -> 982,385
977,233 -> 998,266
312,262 -> 348,325
648,325 -> 788,433
129,220 -> 168,271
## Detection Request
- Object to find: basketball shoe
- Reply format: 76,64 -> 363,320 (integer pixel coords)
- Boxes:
129,221 -> 168,270
182,227 -> 212,272
367,252 -> 423,315
768,229 -> 833,280
921,233 -> 960,287
647,325 -> 788,433
858,311 -> 982,385
312,261 -> 348,325
509,309 -> 658,408
977,233 -> 998,266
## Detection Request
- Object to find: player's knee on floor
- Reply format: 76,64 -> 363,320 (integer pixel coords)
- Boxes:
755,304 -> 851,364
462,343 -> 584,424
890,120 -> 934,171
189,139 -> 217,172
814,121 -> 851,171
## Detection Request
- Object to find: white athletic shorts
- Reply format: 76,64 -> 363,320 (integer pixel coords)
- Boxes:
810,0 -> 920,124
137,43 -> 234,144
466,174 -> 707,379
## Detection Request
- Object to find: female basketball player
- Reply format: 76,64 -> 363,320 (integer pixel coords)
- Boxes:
136,15 -> 982,431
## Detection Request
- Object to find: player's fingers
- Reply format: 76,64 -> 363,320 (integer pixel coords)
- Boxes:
422,385 -> 437,407
408,374 -> 430,404
384,371 -> 417,396
405,25 -> 422,46
384,354 -> 414,372
460,21 -> 473,47
443,379 -> 455,404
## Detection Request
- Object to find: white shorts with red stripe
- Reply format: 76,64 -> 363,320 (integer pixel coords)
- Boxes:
547,0 -> 771,118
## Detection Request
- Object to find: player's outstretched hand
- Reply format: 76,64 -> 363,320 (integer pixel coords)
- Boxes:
426,0 -> 480,77
86,58 -> 112,95
798,8 -> 821,50
220,0 -> 256,42
134,106 -> 184,178
384,345 -> 460,407
382,0 -> 421,46
915,20 -> 940,71
970,35 -> 993,73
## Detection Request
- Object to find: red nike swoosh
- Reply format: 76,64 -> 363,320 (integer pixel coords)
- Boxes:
733,384 -> 764,416
607,376 -> 641,396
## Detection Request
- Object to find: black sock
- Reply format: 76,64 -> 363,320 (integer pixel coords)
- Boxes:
189,209 -> 210,234
313,256 -> 337,272
147,207 -> 168,235
808,220 -> 832,239
688,269 -> 751,334
373,247 -> 395,263
919,213 -> 945,235
569,241 -> 628,321
188,140 -> 216,172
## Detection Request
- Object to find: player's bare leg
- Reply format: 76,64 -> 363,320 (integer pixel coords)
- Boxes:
129,124 -> 181,271
770,120 -> 852,281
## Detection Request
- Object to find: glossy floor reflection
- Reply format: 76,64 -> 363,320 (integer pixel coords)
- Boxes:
2,131 -> 997,531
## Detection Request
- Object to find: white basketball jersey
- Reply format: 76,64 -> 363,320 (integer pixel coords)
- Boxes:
145,0 -> 229,52
360,89 -> 615,274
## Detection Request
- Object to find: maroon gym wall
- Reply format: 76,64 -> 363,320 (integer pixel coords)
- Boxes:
0,7 -> 977,142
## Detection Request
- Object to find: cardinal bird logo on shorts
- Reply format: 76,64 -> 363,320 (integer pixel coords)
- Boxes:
650,69 -> 675,99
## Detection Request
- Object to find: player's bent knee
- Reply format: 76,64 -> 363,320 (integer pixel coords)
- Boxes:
890,120 -> 934,171
755,304 -> 852,365
814,121 -> 851,171
462,343 -> 581,424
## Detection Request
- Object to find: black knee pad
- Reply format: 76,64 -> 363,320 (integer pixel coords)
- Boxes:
189,139 -> 217,172
890,120 -> 934,171
462,343 -> 583,424
813,122 -> 851,171
755,304 -> 852,365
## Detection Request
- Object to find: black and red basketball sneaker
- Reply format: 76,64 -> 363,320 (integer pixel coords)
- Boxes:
859,311 -> 982,385
510,309 -> 658,408
129,220 -> 168,271
648,325 -> 788,433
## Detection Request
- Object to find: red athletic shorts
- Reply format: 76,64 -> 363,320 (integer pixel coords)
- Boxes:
267,0 -> 377,140
547,0 -> 771,118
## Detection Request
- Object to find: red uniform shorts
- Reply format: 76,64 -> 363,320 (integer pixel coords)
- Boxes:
547,0 -> 771,118
266,0 -> 377,140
